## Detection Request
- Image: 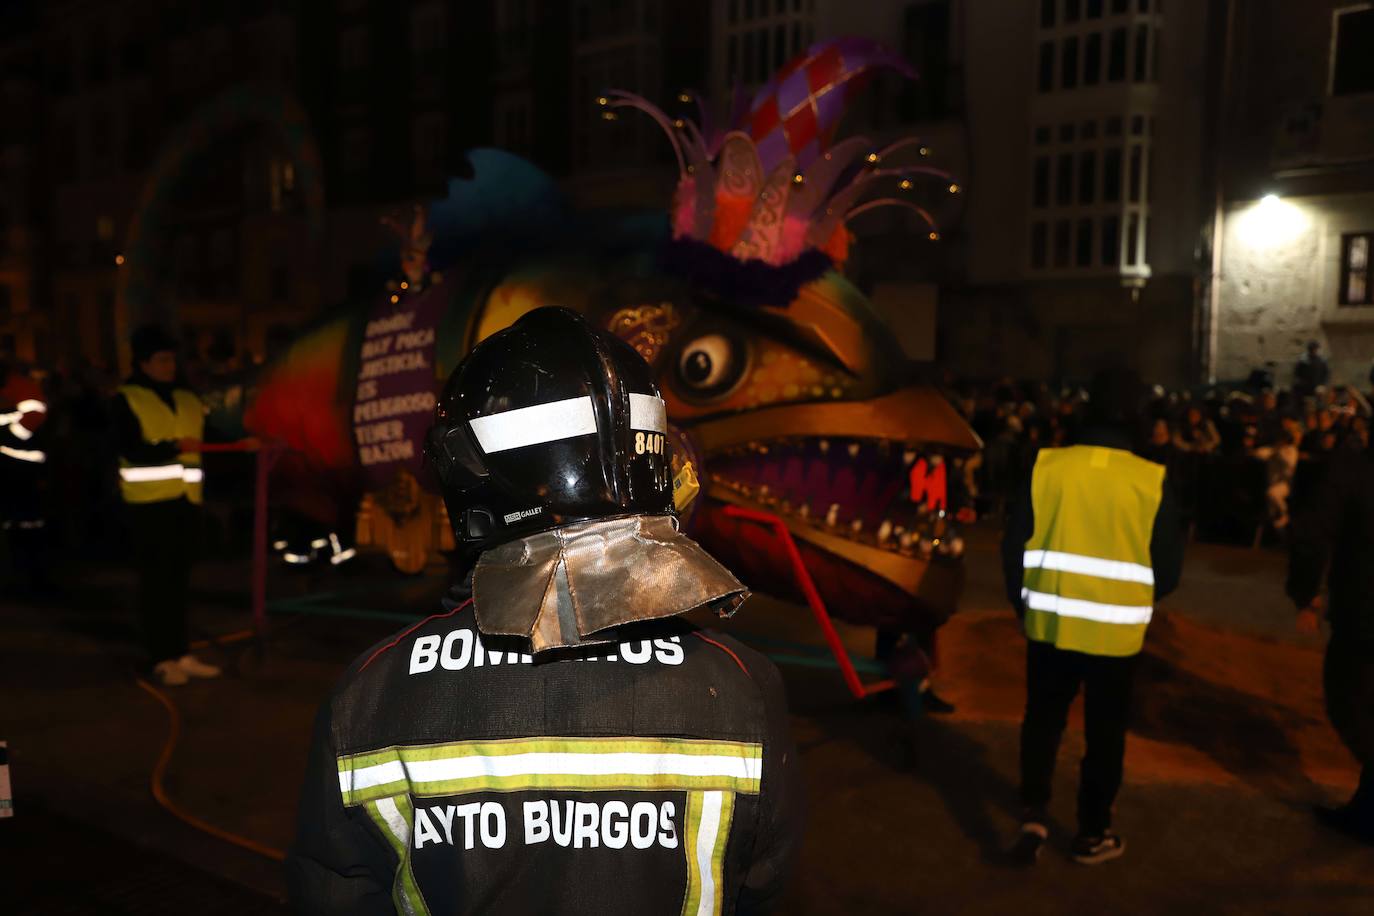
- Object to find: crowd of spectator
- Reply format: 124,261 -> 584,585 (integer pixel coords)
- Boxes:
948,365 -> 1373,546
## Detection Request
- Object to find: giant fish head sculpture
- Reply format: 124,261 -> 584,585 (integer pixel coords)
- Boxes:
463,38 -> 978,629
243,38 -> 978,630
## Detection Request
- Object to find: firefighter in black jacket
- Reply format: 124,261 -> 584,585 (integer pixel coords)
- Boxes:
1289,434 -> 1374,846
287,307 -> 803,915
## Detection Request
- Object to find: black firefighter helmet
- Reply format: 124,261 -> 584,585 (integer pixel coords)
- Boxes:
426,306 -> 674,549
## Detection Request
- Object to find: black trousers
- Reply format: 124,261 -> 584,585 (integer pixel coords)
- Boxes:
127,498 -> 198,665
1020,639 -> 1137,836
1324,637 -> 1374,822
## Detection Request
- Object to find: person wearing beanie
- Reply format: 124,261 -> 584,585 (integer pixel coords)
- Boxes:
1000,367 -> 1184,866
112,324 -> 222,686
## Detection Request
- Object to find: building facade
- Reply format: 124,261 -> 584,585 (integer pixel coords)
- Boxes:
0,0 -> 706,374
943,0 -> 1218,385
703,0 -> 1219,384
1211,0 -> 1374,388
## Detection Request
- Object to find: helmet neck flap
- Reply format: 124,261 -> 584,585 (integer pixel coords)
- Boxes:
472,514 -> 748,653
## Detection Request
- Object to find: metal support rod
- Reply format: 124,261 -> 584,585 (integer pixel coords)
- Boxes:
721,504 -> 895,700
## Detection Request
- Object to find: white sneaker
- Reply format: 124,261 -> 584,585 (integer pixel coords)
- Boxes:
177,654 -> 222,679
154,660 -> 190,686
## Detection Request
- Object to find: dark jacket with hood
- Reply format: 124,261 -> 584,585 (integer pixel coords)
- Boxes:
1288,440 -> 1374,644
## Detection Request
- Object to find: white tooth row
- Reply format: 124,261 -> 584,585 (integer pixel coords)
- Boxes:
708,477 -> 967,554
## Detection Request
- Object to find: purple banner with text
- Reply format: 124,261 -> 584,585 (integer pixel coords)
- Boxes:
352,283 -> 445,490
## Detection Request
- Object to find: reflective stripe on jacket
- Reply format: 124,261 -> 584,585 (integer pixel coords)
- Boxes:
117,383 -> 205,504
1022,445 -> 1165,657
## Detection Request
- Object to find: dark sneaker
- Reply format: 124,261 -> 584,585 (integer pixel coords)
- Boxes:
1008,822 -> 1048,866
1072,832 -> 1126,865
920,687 -> 957,715
1313,805 -> 1374,846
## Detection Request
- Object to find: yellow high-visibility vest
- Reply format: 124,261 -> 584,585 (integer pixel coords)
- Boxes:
117,384 -> 205,505
1021,444 -> 1165,657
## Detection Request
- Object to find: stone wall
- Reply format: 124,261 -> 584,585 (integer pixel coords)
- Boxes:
1216,192 -> 1374,387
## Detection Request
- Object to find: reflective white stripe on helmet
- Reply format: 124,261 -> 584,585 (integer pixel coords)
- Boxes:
0,411 -> 20,425
1021,588 -> 1153,625
310,537 -> 329,549
8,421 -> 33,440
1023,549 -> 1154,585
629,393 -> 667,433
16,399 -> 46,414
282,552 -> 313,565
182,467 -> 204,483
468,395 -> 598,453
0,444 -> 45,463
120,464 -> 186,482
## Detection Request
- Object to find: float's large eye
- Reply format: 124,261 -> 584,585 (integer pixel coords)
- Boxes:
676,333 -> 747,399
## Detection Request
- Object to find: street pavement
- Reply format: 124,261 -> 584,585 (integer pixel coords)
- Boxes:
2,528 -> 1370,914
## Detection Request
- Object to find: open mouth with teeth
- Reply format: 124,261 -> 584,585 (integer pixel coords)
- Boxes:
676,386 -> 980,632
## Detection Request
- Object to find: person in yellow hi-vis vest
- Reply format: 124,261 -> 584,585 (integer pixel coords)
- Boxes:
113,325 -> 251,686
1001,368 -> 1183,866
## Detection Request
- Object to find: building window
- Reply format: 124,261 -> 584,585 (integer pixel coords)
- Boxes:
341,127 -> 371,175
1340,233 -> 1374,305
1061,36 -> 1079,89
495,93 -> 533,153
1111,0 -> 1128,12
1031,222 -> 1047,269
1076,218 -> 1094,266
1041,0 -> 1056,29
1087,0 -> 1103,18
1107,27 -> 1127,81
1331,6 -> 1374,96
1102,147 -> 1122,202
1084,32 -> 1102,85
1078,151 -> 1096,204
1101,215 -> 1120,266
730,0 -> 739,23
1056,153 -> 1073,206
411,3 -> 447,57
1065,0 -> 1081,23
1128,145 -> 1143,201
0,285 -> 11,320
1126,213 -> 1141,264
1033,157 -> 1050,208
1038,41 -> 1054,92
1035,125 -> 1052,144
339,27 -> 369,71
1133,24 -> 1150,82
1054,220 -> 1071,268
271,264 -> 290,302
412,113 -> 446,177
728,34 -> 739,83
